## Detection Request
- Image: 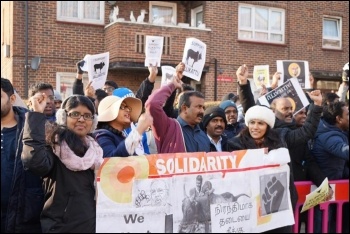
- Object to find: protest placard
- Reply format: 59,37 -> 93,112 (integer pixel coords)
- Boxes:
161,66 -> 176,87
276,60 -> 310,89
145,36 -> 164,67
83,52 -> 109,90
253,65 -> 270,89
258,78 -> 309,115
300,178 -> 330,213
182,38 -> 206,81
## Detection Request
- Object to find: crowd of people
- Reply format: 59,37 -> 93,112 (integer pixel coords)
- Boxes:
1,61 -> 348,233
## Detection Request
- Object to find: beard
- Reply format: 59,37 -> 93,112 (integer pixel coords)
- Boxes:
1,100 -> 12,118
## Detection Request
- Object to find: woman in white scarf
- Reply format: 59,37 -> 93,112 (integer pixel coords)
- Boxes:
22,94 -> 103,233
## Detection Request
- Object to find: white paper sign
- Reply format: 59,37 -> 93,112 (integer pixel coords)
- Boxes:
182,38 -> 206,81
161,66 -> 176,87
276,60 -> 310,89
253,65 -> 270,89
145,36 -> 163,67
85,52 -> 109,90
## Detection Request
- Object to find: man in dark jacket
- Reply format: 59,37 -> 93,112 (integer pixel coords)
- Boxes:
201,106 -> 228,152
1,78 -> 44,233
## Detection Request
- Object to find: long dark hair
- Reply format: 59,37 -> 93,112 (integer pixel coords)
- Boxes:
46,95 -> 96,157
238,126 -> 285,151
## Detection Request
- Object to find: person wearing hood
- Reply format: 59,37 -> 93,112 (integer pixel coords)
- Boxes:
310,101 -> 349,233
219,100 -> 245,139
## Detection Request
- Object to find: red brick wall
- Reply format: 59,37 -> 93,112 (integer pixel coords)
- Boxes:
4,1 -> 349,101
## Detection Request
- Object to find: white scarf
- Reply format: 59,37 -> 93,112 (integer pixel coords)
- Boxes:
54,136 -> 104,171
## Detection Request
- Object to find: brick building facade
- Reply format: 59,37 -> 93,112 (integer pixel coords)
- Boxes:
1,1 -> 349,101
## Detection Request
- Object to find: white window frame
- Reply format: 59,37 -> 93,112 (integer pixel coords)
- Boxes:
56,72 -> 89,101
149,1 -> 177,25
191,5 -> 203,27
238,4 -> 285,44
322,16 -> 342,49
57,1 -> 105,25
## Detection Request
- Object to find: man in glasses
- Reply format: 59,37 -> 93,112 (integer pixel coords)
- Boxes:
28,83 -> 56,122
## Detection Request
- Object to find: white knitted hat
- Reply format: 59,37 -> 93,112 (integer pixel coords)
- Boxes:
245,105 -> 275,128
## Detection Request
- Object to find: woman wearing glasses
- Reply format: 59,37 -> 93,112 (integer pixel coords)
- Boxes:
93,95 -> 153,157
22,94 -> 103,233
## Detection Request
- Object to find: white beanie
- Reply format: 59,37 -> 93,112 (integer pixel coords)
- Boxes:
245,105 -> 275,128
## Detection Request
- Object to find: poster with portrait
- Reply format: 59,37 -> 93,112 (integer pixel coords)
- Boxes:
96,149 -> 295,233
253,65 -> 270,89
277,60 -> 310,89
81,52 -> 110,90
182,38 -> 206,81
161,66 -> 176,87
258,78 -> 310,115
145,36 -> 164,67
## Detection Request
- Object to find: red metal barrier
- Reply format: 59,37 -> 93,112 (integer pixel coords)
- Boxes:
293,180 -> 349,233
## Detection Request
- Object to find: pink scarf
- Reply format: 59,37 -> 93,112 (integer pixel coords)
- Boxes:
54,136 -> 103,171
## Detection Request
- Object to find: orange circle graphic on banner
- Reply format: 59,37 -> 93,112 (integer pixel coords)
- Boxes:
100,156 -> 149,203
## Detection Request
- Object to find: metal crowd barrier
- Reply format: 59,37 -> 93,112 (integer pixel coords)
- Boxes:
293,180 -> 349,233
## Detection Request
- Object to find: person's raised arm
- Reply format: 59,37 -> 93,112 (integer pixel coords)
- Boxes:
73,60 -> 85,95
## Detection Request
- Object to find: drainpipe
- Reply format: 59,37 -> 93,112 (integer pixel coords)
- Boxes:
24,1 -> 29,98
214,58 -> 217,101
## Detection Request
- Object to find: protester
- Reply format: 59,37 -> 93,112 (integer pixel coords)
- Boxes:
201,106 -> 228,152
228,64 -> 324,233
93,95 -> 153,157
53,90 -> 63,109
311,101 -> 349,233
22,94 -> 103,233
145,62 -> 210,153
1,78 -> 44,233
28,82 -> 56,121
219,100 -> 245,138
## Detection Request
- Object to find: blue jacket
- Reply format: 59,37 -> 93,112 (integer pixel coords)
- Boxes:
311,119 -> 349,180
2,107 -> 44,233
93,129 -> 130,157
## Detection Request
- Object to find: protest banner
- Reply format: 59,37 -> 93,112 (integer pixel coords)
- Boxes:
276,60 -> 310,89
258,78 -> 309,115
145,36 -> 164,67
300,178 -> 330,213
96,148 -> 295,233
182,38 -> 206,81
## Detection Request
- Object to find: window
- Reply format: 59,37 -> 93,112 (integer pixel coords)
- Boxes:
135,34 -> 171,55
322,16 -> 342,49
149,1 -> 177,25
238,4 -> 285,44
56,73 -> 89,101
191,5 -> 203,27
57,1 -> 105,25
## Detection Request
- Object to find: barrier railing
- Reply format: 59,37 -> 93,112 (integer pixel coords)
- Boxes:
293,180 -> 349,233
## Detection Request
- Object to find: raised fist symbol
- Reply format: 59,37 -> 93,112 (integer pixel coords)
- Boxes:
262,176 -> 285,214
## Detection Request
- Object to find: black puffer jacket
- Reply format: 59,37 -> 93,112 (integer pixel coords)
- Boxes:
22,112 -> 96,233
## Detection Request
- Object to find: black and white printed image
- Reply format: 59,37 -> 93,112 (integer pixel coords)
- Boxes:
259,172 -> 288,216
133,178 -> 171,209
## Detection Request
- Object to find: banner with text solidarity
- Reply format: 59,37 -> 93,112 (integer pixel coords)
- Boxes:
96,148 -> 295,233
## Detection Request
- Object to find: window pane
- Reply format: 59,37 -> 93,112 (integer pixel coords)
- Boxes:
196,11 -> 203,26
271,11 -> 281,30
239,30 -> 252,39
323,39 -> 340,48
60,1 -> 78,18
255,32 -> 268,40
152,6 -> 173,24
84,1 -> 100,20
240,7 -> 251,27
271,34 -> 282,41
255,8 -> 268,30
323,19 -> 338,37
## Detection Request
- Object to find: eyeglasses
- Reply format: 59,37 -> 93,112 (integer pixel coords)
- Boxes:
67,111 -> 94,120
225,110 -> 237,115
120,104 -> 132,112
